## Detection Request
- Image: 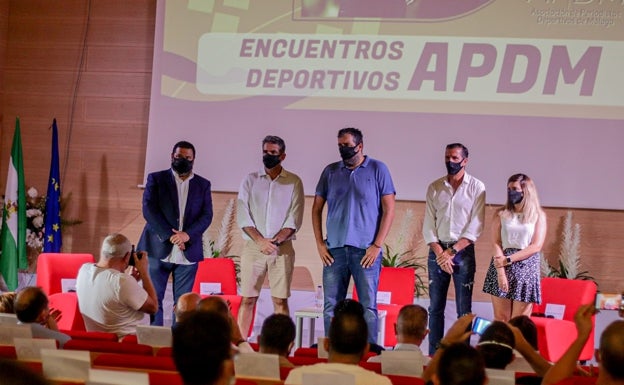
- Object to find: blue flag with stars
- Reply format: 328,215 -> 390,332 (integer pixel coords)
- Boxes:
43,118 -> 62,252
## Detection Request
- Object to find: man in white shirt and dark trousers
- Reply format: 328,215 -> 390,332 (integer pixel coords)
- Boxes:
422,142 -> 485,355
237,135 -> 304,337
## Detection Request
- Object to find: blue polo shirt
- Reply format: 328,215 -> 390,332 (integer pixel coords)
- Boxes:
315,156 -> 395,249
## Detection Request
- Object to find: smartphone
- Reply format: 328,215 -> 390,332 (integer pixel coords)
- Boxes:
472,316 -> 492,335
594,293 -> 622,310
129,244 -> 136,266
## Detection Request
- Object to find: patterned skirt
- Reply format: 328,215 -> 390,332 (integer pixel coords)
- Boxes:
482,249 -> 541,304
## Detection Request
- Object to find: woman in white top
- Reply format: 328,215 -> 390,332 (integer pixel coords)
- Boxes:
482,174 -> 547,321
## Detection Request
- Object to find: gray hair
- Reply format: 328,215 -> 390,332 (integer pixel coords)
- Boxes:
100,233 -> 132,260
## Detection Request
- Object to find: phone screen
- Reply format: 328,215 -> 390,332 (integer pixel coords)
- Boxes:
595,293 -> 622,310
472,316 -> 492,335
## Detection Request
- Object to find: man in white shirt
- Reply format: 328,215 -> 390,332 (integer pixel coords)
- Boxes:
285,301 -> 392,385
368,304 -> 428,363
236,135 -> 304,337
76,233 -> 158,337
422,142 -> 485,355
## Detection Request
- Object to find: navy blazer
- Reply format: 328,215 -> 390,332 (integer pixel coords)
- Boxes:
137,169 -> 213,263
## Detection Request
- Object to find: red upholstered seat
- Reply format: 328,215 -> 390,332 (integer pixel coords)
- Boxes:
148,371 -> 184,385
530,277 -> 597,362
353,267 -> 416,346
63,339 -> 153,355
386,374 -> 426,385
48,292 -> 86,331
36,253 -> 94,295
61,330 -> 118,341
93,353 -> 177,371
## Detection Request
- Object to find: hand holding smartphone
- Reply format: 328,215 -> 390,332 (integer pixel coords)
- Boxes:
128,244 -> 142,266
594,293 -> 623,311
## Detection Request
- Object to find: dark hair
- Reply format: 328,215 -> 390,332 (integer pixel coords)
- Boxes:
397,304 -> 428,339
599,320 -> 624,380
509,315 -> 538,350
0,292 -> 16,314
262,135 -> 286,153
173,311 -> 231,385
446,143 -> 469,158
438,343 -> 486,385
333,299 -> 365,317
328,311 -> 368,356
0,360 -> 51,385
172,141 -> 196,158
337,127 -> 363,146
477,321 -> 515,369
14,287 -> 48,323
259,314 -> 296,355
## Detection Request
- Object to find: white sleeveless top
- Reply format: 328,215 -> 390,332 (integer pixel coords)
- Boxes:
501,213 -> 536,250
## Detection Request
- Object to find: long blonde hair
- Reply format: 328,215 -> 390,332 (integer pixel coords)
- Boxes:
499,174 -> 541,224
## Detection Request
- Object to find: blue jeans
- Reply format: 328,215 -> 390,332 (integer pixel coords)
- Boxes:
427,244 -> 475,355
149,258 -> 198,326
323,245 -> 381,343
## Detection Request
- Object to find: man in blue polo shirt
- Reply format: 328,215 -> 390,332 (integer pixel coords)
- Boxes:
312,127 -> 396,344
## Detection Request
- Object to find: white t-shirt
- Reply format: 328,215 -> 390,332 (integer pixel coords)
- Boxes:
501,213 -> 536,250
285,363 -> 392,385
76,263 -> 148,337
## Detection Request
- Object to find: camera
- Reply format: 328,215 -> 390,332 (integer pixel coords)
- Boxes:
472,316 -> 492,335
128,244 -> 142,266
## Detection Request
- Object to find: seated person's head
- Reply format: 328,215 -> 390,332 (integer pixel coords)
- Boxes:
259,313 -> 296,357
198,296 -> 230,318
435,343 -> 486,385
328,309 -> 368,361
0,360 -> 51,385
477,321 -> 516,369
175,292 -> 201,323
598,320 -> 624,381
14,287 -> 49,324
509,315 -> 538,350
100,233 -> 131,264
396,304 -> 428,344
333,298 -> 364,317
173,311 -> 233,385
0,292 -> 16,313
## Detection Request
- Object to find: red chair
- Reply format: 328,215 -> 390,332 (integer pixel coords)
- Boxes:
358,361 -> 382,373
48,292 -> 86,331
61,330 -> 118,341
287,356 -> 327,366
148,371 -> 184,385
63,339 -> 153,355
93,353 -> 177,371
192,258 -> 255,336
293,347 -> 317,357
155,347 -> 172,357
36,253 -> 94,295
530,277 -> 597,362
0,345 -> 17,359
353,267 -> 415,346
387,374 -> 426,385
120,334 -> 138,344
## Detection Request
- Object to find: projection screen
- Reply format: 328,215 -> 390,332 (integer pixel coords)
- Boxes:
145,0 -> 624,210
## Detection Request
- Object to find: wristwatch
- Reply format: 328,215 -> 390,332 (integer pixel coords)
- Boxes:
506,256 -> 512,265
447,247 -> 458,256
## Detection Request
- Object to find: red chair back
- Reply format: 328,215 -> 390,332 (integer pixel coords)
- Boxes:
352,267 -> 415,303
386,374 -> 426,385
93,353 -> 177,371
63,339 -> 153,355
48,292 -> 86,331
293,347 -> 317,357
192,258 -> 238,295
61,330 -> 118,341
533,278 -> 597,319
148,371 -> 184,385
36,253 -> 94,295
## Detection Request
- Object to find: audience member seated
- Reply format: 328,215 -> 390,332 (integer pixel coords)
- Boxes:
476,320 -> 516,369
434,343 -> 487,385
198,296 -> 254,353
174,292 -> 201,324
509,315 -> 538,350
14,286 -> 71,348
543,304 -> 621,385
368,304 -> 428,363
0,291 -> 16,313
506,315 -> 553,378
173,311 -> 234,385
0,359 -> 51,385
76,233 -> 158,337
259,313 -> 296,368
285,300 -> 392,385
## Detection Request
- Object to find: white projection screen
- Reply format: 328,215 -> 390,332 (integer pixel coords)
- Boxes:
145,0 -> 624,210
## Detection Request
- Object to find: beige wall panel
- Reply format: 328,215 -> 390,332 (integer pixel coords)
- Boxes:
86,46 -> 154,73
83,97 -> 149,122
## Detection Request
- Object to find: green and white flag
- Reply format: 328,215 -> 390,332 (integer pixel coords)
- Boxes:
0,117 -> 27,291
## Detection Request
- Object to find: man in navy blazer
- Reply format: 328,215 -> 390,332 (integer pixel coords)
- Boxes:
138,141 -> 213,326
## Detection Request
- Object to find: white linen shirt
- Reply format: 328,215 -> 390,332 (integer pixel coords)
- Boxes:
163,170 -> 194,264
237,168 -> 304,240
422,172 -> 486,245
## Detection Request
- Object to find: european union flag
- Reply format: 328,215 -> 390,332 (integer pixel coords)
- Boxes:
43,118 -> 62,252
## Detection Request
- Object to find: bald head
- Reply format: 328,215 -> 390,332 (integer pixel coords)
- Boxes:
14,287 -> 48,323
175,292 -> 201,323
198,296 -> 230,318
396,304 -> 428,344
599,320 -> 624,380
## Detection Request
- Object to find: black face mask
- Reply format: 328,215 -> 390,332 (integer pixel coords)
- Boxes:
171,158 -> 193,175
339,145 -> 358,161
445,160 -> 464,175
508,190 -> 524,204
262,154 -> 281,169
